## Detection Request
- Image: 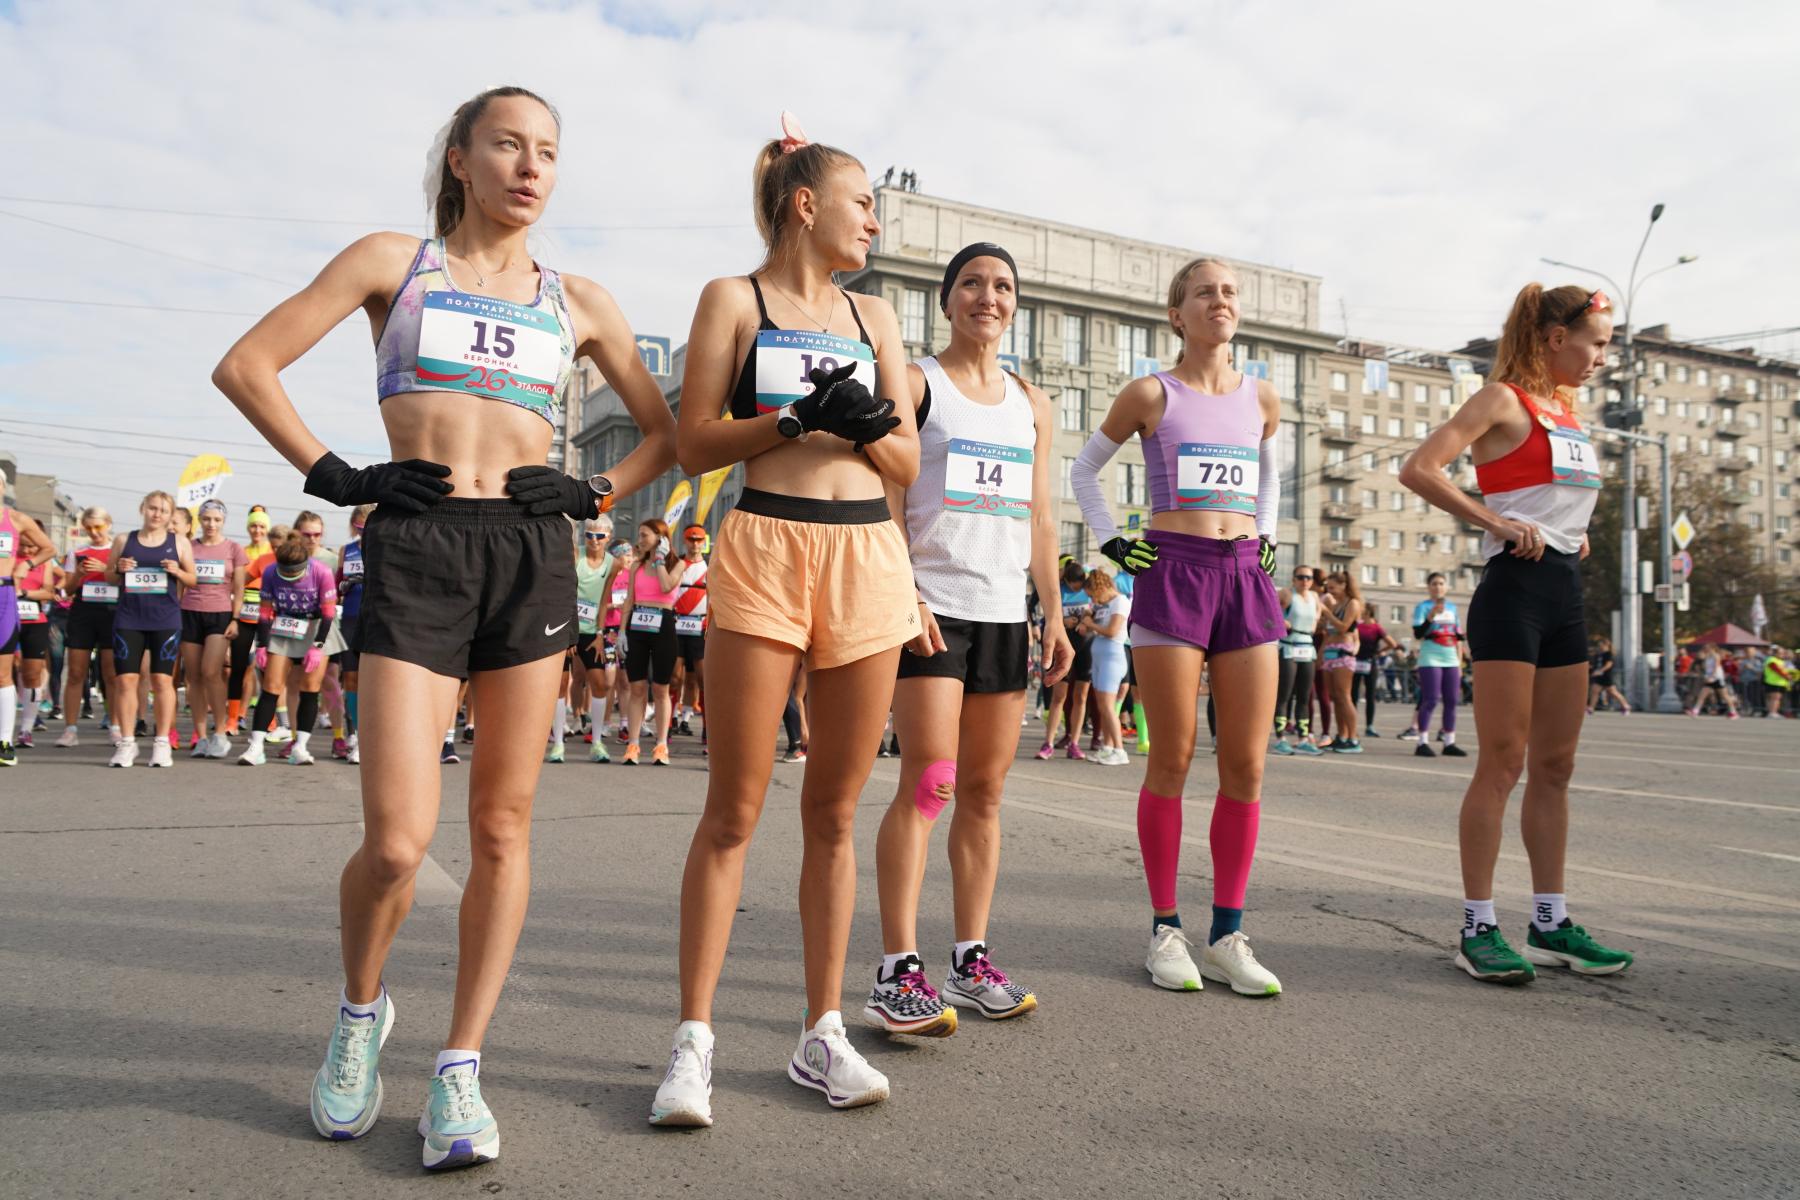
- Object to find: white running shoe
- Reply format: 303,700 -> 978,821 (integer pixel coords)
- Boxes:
271,724 -> 291,743
208,732 -> 232,759
1147,924 -> 1202,992
290,743 -> 317,766
648,1021 -> 714,1127
55,726 -> 79,748
239,742 -> 267,767
149,738 -> 173,768
1199,930 -> 1283,997
190,735 -> 210,758
787,1011 -> 889,1109
109,739 -> 138,769
346,738 -> 360,765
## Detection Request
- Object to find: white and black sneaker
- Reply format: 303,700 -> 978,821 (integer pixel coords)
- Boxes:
862,953 -> 957,1037
788,1010 -> 889,1109
942,943 -> 1037,1020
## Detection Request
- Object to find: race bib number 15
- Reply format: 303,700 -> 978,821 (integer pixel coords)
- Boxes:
943,438 -> 1032,519
1176,443 -> 1258,515
414,291 -> 563,415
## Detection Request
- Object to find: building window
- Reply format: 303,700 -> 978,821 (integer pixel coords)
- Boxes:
1328,408 -> 1347,430
1747,512 -> 1763,531
1272,350 -> 1298,401
1061,456 -> 1075,499
998,307 -> 1035,359
1676,435 -> 1689,452
1778,515 -> 1791,533
1675,400 -> 1688,418
1062,312 -> 1086,366
1653,360 -> 1666,381
1360,564 -> 1377,584
1390,604 -> 1406,624
1060,520 -> 1086,561
1360,413 -> 1377,434
1390,566 -> 1405,586
1060,387 -> 1087,432
1279,421 -> 1298,520
1330,370 -> 1348,392
1362,452 -> 1376,470
1363,526 -> 1379,548
1117,323 -> 1151,374
1389,530 -> 1404,550
1697,403 -> 1712,422
1116,463 -> 1146,507
1654,396 -> 1668,415
1389,492 -> 1404,512
1439,386 -> 1453,407
1777,449 -> 1790,470
1386,380 -> 1401,400
1675,364 -> 1689,383
1750,478 -> 1763,496
1698,438 -> 1710,455
1718,372 -> 1732,390
1387,455 -> 1402,475
1412,383 -> 1429,405
1417,533 -> 1434,551
1696,368 -> 1709,385
1413,420 -> 1429,438
1361,488 -> 1378,508
1330,525 -> 1347,543
902,287 -> 929,344
1747,445 -> 1761,464
1387,417 -> 1402,437
1745,378 -> 1758,397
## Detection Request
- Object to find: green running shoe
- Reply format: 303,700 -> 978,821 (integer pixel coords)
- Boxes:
419,1060 -> 499,1170
1524,919 -> 1634,975
310,990 -> 395,1139
589,740 -> 610,763
1454,925 -> 1535,985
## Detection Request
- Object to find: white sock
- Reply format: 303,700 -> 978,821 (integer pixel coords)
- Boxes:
880,951 -> 918,980
293,730 -> 312,751
1532,893 -> 1567,932
589,697 -> 606,734
445,723 -> 456,743
435,1048 -> 480,1076
153,734 -> 170,747
1462,899 -> 1496,935
551,699 -> 567,744
1443,730 -> 1456,745
0,685 -> 15,743
341,986 -> 383,1017
952,939 -> 987,971
248,730 -> 267,749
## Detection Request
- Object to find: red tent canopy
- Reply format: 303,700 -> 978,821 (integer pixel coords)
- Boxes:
1688,623 -> 1770,648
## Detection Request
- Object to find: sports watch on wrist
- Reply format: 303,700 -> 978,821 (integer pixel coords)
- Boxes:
585,473 -> 616,515
776,403 -> 808,441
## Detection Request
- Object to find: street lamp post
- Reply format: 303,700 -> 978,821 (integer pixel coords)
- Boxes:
1542,204 -> 1695,710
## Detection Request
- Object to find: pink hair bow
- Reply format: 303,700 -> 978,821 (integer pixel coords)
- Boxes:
779,111 -> 809,155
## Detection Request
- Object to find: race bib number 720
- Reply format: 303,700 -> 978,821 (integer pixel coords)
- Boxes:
752,330 -> 876,416
414,291 -> 563,415
1176,443 -> 1258,514
943,439 -> 1032,519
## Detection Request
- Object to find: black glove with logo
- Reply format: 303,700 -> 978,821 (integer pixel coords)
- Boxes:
1101,536 -> 1158,576
1258,535 -> 1278,578
304,451 -> 452,514
506,466 -> 600,519
797,363 -> 901,447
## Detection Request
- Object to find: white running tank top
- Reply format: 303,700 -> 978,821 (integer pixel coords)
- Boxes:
905,357 -> 1036,623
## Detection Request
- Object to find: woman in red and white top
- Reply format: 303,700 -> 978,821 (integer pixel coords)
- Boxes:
1401,283 -> 1633,985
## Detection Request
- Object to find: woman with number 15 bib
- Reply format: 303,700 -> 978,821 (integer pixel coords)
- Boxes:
1400,283 -> 1632,986
214,86 -> 675,1170
649,114 -> 917,1128
1071,258 -> 1287,999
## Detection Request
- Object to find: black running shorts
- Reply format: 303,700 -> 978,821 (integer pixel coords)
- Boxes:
180,609 -> 234,645
113,627 -> 180,676
355,499 -> 576,680
676,632 -> 705,670
897,613 -> 1029,694
624,610 -> 677,685
65,602 -> 116,652
1467,548 -> 1587,669
1066,631 -> 1094,684
17,621 -> 51,661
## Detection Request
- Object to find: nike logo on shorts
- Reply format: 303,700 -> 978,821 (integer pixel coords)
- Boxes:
544,621 -> 570,636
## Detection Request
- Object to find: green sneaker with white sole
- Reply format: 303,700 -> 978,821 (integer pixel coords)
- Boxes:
1454,925 -> 1535,985
1524,919 -> 1633,975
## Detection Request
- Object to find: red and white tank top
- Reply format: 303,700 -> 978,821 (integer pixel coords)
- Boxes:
1475,384 -> 1600,558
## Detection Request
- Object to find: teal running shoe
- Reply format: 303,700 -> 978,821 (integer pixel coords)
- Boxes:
418,1059 -> 499,1170
1292,739 -> 1324,756
1454,925 -> 1535,985
1272,738 -> 1294,756
1524,919 -> 1634,975
545,741 -> 565,764
310,990 -> 395,1139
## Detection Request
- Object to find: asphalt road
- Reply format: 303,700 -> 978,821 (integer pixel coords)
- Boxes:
4,702 -> 1797,1199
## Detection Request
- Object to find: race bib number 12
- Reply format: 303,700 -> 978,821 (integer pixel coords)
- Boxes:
1176,443 -> 1258,514
1548,427 -> 1601,489
752,330 -> 876,416
414,291 -> 563,415
943,439 -> 1032,519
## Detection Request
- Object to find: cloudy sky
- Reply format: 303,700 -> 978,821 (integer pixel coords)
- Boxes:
2,0 -> 1794,529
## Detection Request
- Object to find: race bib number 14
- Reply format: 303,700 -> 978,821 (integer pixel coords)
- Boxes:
1177,443 -> 1258,514
414,291 -> 562,415
943,439 -> 1032,519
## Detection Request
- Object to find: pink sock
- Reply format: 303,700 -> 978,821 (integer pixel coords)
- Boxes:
1209,792 -> 1261,909
1137,787 -> 1183,911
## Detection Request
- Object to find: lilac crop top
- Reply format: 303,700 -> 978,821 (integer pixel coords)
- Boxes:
1142,371 -> 1264,515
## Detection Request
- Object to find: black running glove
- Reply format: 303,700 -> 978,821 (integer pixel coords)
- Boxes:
796,363 -> 900,446
1101,536 -> 1158,576
304,452 -> 452,514
1259,535 -> 1278,578
506,466 -> 600,520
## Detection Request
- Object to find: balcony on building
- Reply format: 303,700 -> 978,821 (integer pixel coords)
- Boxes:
1322,460 -> 1360,482
1321,500 -> 1365,521
1714,420 -> 1745,440
1320,425 -> 1358,447
1721,486 -> 1753,506
1714,385 -> 1744,405
1321,539 -> 1363,559
1714,455 -> 1750,472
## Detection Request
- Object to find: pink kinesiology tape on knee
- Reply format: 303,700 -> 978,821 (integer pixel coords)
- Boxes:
1137,787 -> 1183,910
914,760 -> 956,820
1209,792 -> 1261,909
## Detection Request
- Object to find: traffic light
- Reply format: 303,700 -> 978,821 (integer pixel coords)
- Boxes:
1601,399 -> 1644,430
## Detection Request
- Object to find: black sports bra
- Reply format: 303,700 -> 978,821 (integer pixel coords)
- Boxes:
728,277 -> 874,422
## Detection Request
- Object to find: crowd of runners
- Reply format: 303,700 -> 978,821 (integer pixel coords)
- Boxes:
4,85 -> 1713,1171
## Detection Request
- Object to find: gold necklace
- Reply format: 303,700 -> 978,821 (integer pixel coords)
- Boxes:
766,278 -> 839,333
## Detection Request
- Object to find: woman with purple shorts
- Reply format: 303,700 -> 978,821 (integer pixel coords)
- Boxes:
1070,258 -> 1286,998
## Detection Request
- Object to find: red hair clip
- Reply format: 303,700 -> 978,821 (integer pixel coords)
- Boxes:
778,110 -> 809,155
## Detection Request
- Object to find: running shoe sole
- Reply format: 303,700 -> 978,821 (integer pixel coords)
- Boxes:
1198,963 -> 1282,997
1452,952 -> 1534,985
786,1058 -> 889,1108
309,997 -> 395,1140
942,985 -> 1037,1020
647,1103 -> 711,1128
418,1114 -> 499,1170
1520,943 -> 1630,976
861,1002 -> 958,1038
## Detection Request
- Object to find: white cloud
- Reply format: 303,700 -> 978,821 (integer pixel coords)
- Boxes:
2,0 -> 1793,523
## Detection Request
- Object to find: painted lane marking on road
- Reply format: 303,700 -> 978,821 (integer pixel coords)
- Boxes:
356,821 -> 463,906
1574,751 -> 1795,775
1716,846 -> 1800,864
983,768 -> 1800,912
1577,736 -> 1797,760
997,795 -> 1800,973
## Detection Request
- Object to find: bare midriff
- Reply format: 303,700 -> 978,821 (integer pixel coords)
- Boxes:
378,392 -> 554,498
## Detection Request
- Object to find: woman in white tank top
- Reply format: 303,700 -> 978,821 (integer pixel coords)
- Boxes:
863,244 -> 1074,1038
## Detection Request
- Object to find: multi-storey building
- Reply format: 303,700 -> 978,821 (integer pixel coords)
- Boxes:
1461,326 -> 1800,573
0,450 -> 82,551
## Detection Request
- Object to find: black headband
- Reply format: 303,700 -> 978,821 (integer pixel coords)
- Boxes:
940,242 -> 1019,311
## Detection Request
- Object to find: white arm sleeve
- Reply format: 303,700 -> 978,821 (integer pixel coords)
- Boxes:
1071,430 -> 1125,547
1256,434 -> 1280,541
